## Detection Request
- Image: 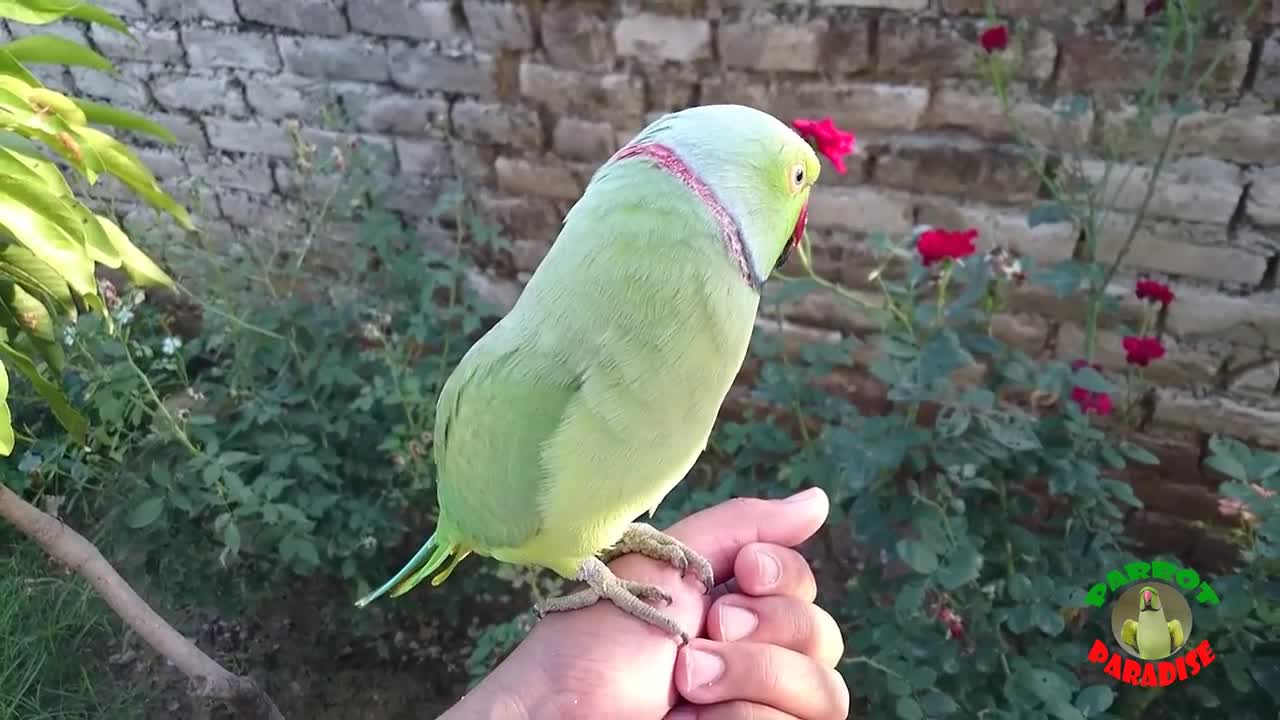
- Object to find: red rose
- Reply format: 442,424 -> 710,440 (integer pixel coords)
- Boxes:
1122,336 -> 1166,367
1144,0 -> 1164,16
917,228 -> 978,266
1135,279 -> 1174,307
1070,386 -> 1113,416
792,116 -> 857,175
979,25 -> 1009,53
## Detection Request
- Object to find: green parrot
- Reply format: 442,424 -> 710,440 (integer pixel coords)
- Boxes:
354,104 -> 821,641
1121,585 -> 1186,660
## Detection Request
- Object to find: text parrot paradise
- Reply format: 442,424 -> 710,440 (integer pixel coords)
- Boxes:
1083,559 -> 1219,687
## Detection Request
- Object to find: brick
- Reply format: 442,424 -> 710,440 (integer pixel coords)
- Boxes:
519,62 -> 645,126
390,42 -> 497,97
336,85 -> 449,136
463,0 -> 535,50
144,0 -> 238,22
182,28 -> 280,72
1248,167 -> 1280,227
1230,360 -> 1279,397
186,154 -> 275,195
720,17 -> 851,73
95,0 -> 145,15
69,64 -> 148,109
451,100 -> 542,148
1093,215 -> 1267,285
243,74 -> 338,123
8,18 -> 86,43
449,141 -> 498,185
477,192 -> 562,240
496,156 -> 581,200
614,13 -> 712,63
1060,36 -> 1250,95
771,283 -> 880,334
552,117 -> 617,161
145,112 -> 209,149
89,24 -> 183,64
942,0 -> 1115,18
702,75 -> 930,132
350,0 -> 460,40
808,186 -> 914,235
239,0 -> 347,35
395,138 -> 452,176
815,0 -> 927,8
1259,35 -> 1280,101
872,133 -> 1041,204
150,72 -> 247,116
926,82 -> 1095,150
206,119 -> 295,158
917,196 -> 1077,265
540,1 -> 614,69
279,36 -> 390,83
215,189 -> 303,232
1166,285 -> 1280,349
879,18 -> 1055,81
1154,389 -> 1280,448
1077,157 -> 1244,225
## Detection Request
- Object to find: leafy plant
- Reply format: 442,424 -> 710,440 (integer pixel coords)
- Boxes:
0,0 -> 191,455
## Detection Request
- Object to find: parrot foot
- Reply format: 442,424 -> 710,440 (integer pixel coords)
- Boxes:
533,557 -> 689,643
602,523 -> 715,593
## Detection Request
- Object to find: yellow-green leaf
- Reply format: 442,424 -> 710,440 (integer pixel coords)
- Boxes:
0,46 -> 42,87
96,213 -> 171,287
0,144 -> 66,192
74,98 -> 176,144
0,35 -> 113,72
75,125 -> 192,229
0,360 -> 12,456
0,176 -> 96,298
0,0 -> 128,35
24,86 -> 88,125
0,242 -> 76,317
0,338 -> 84,442
0,280 -> 55,341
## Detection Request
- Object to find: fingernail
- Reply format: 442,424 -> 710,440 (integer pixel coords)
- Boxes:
719,604 -> 758,641
756,549 -> 781,587
685,648 -> 725,688
783,486 -> 822,504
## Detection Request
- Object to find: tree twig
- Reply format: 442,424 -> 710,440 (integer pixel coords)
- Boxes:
0,485 -> 285,720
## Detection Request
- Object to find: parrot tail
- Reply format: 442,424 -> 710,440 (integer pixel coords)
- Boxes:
353,524 -> 472,608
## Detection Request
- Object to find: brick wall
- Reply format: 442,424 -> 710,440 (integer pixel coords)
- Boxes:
20,0 -> 1280,548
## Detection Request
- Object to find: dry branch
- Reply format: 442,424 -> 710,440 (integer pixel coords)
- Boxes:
0,485 -> 285,720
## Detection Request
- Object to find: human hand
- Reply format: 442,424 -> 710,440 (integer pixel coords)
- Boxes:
440,488 -> 849,720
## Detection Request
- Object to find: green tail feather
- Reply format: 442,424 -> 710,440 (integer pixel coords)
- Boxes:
353,530 -> 471,608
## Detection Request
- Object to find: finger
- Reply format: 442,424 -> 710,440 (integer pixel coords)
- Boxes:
676,639 -> 850,720
706,595 -> 844,668
665,701 -> 802,720
663,488 -> 830,585
733,544 -> 817,601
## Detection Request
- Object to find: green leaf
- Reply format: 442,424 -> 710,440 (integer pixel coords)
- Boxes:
1205,451 -> 1249,482
0,242 -> 75,317
1118,441 -> 1159,465
1073,685 -> 1114,716
0,34 -> 113,71
920,690 -> 960,716
1028,202 -> 1071,228
919,330 -> 974,381
1007,573 -> 1032,601
97,213 -> 172,287
0,47 -> 42,86
0,339 -> 84,441
223,519 -> 241,555
73,98 -> 178,144
938,544 -> 983,589
1033,605 -> 1066,636
896,538 -> 939,574
895,697 -> 923,720
0,360 -> 12,456
1071,366 -> 1114,394
980,413 -> 1042,452
73,125 -> 193,229
125,496 -> 164,528
0,0 -> 128,34
0,174 -> 97,299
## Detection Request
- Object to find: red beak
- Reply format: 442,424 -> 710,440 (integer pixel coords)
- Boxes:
790,203 -> 808,251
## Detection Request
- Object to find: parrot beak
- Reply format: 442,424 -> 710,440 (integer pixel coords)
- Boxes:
775,202 -> 808,270
1141,589 -> 1153,610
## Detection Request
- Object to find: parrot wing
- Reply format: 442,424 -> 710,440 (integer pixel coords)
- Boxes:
432,337 -> 581,551
1168,619 -> 1185,649
1121,619 -> 1139,650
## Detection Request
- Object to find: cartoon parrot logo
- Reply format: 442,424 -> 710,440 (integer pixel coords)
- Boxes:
1121,585 -> 1186,660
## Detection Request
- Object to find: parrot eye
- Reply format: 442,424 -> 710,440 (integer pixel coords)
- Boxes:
788,162 -> 806,193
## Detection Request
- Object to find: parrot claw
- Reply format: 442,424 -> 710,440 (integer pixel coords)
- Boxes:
605,523 -> 715,593
534,557 -> 689,642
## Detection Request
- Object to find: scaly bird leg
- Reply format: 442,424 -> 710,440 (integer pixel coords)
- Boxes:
600,522 -> 714,592
534,557 -> 690,643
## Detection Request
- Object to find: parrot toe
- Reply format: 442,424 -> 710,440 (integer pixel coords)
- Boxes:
533,557 -> 690,642
608,523 -> 716,592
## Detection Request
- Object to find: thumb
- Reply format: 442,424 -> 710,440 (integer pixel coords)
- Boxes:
663,487 -> 830,586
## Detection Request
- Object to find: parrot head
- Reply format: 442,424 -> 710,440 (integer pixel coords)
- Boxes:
1139,586 -> 1162,612
609,104 -> 822,288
